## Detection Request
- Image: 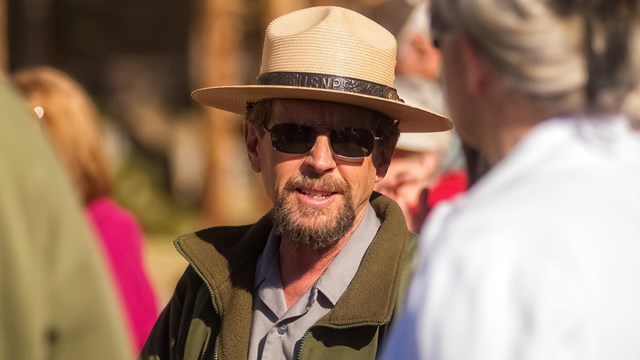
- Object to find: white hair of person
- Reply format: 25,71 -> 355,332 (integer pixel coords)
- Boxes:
430,0 -> 640,116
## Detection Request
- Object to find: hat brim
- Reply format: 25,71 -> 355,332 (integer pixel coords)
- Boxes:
191,85 -> 452,133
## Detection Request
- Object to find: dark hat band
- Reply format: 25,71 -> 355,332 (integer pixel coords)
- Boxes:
257,71 -> 402,102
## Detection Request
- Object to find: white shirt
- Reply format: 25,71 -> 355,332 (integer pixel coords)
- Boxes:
382,116 -> 640,360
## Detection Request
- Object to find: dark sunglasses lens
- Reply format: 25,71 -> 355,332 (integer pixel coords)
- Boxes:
270,124 -> 315,154
330,127 -> 375,158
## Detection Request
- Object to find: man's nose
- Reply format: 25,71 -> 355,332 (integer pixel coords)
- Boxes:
303,134 -> 337,173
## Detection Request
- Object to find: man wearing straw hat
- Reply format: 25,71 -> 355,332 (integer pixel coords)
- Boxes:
141,6 -> 450,360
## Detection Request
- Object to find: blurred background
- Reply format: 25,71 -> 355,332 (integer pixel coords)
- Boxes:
3,0 -> 430,305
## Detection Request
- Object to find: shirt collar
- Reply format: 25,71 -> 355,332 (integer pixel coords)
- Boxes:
254,229 -> 280,290
254,203 -> 381,306
316,204 -> 380,306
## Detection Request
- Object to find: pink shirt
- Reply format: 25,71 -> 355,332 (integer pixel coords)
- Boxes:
87,197 -> 159,352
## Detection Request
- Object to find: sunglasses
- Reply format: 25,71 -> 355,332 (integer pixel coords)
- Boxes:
262,123 -> 382,159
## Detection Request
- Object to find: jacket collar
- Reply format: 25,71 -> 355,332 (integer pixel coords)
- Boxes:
175,215 -> 272,360
175,193 -> 414,356
315,193 -> 413,325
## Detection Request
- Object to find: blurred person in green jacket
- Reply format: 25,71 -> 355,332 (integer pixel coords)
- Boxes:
0,76 -> 133,359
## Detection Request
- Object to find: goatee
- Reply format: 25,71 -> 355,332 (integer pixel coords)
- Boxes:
272,175 -> 356,250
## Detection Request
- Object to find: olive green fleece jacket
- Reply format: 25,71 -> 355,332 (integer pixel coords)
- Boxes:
141,193 -> 417,360
0,80 -> 133,359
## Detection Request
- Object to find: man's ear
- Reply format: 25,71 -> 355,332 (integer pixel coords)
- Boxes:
244,122 -> 261,173
374,145 -> 394,182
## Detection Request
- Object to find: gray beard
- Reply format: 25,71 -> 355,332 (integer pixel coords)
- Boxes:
272,175 -> 356,250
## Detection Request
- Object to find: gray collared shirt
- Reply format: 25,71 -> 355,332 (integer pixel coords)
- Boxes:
248,204 -> 381,360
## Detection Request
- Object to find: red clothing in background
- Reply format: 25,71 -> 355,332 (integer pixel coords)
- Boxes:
427,170 -> 468,209
411,170 -> 468,232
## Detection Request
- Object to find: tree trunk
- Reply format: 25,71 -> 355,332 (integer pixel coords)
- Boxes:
191,0 -> 254,227
261,0 -> 309,25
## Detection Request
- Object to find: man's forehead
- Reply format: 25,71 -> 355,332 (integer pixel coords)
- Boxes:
271,99 -> 379,127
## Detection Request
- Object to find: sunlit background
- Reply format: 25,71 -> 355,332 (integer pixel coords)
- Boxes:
4,0 -> 426,304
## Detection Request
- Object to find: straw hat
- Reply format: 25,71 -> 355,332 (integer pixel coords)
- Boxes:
191,6 -> 452,133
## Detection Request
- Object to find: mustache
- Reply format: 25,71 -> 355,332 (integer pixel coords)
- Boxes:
283,174 -> 349,194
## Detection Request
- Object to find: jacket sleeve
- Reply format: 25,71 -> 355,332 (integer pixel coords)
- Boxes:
139,266 -> 194,359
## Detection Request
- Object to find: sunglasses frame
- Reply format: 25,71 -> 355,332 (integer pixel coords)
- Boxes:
262,122 -> 382,160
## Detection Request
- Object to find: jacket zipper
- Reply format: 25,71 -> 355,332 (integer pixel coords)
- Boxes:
295,322 -> 385,360
175,242 -> 221,360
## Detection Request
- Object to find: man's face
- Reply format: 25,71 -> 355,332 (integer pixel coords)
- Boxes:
245,99 -> 390,249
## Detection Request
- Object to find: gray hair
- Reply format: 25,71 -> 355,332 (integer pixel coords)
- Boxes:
431,0 -> 640,115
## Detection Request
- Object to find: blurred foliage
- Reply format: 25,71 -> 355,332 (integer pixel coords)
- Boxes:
113,150 -> 199,239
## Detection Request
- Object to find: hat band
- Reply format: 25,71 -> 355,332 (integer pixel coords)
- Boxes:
257,72 -> 401,101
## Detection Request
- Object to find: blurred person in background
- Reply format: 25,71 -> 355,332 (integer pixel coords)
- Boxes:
375,0 -> 467,232
396,0 -> 490,189
0,74 -> 132,358
395,0 -> 445,115
382,0 -> 640,358
374,130 -> 466,233
12,66 -> 159,353
141,6 -> 452,360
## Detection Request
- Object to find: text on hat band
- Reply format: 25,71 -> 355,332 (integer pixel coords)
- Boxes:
258,72 -> 402,102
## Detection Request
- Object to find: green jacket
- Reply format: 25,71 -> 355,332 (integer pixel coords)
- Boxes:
141,193 -> 416,360
0,80 -> 133,359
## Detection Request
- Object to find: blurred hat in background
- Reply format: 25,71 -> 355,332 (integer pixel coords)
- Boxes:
394,75 -> 451,153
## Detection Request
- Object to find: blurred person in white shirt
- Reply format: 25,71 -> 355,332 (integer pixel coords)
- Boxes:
382,0 -> 640,359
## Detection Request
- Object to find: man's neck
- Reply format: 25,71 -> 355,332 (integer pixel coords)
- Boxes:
278,237 -> 348,308
478,94 -> 549,167
278,207 -> 368,308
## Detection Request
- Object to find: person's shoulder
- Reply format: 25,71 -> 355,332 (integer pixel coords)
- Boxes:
86,197 -> 147,241
371,192 -> 414,234
423,180 -> 546,264
193,223 -> 256,244
174,214 -> 273,273
0,79 -> 54,180
172,224 -> 256,265
87,197 -> 137,223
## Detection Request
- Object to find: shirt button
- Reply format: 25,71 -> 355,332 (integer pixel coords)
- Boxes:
277,324 -> 287,335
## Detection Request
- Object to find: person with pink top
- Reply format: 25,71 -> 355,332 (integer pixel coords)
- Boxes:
12,66 -> 159,352
86,197 -> 158,351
